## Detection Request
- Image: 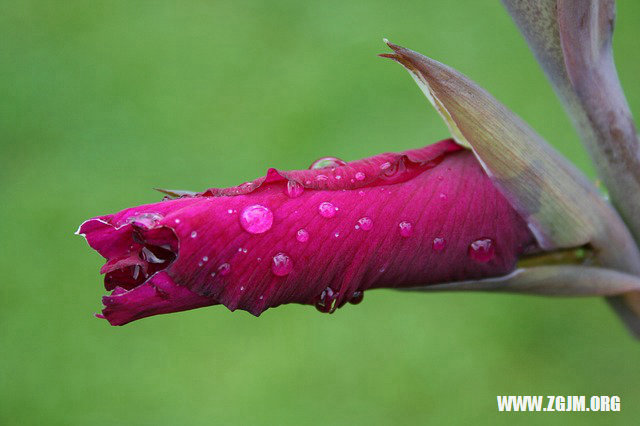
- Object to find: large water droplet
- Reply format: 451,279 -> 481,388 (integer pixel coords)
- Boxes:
432,237 -> 446,252
296,229 -> 309,242
271,252 -> 293,276
357,217 -> 373,231
355,172 -> 365,181
349,291 -> 364,305
240,204 -> 274,234
309,157 -> 347,170
127,212 -> 163,229
315,287 -> 338,313
218,263 -> 231,276
318,202 -> 336,218
398,221 -> 413,238
468,238 -> 495,262
286,180 -> 304,198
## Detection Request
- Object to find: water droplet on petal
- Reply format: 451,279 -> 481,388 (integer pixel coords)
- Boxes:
358,190 -> 365,196
316,174 -> 329,182
286,180 -> 304,198
334,232 -> 340,238
296,229 -> 309,242
271,252 -> 293,276
380,162 -> 391,170
468,238 -> 495,262
240,286 -> 245,291
128,212 -> 163,229
398,221 -> 413,238
315,287 -> 338,313
240,204 -> 274,234
210,272 -> 216,278
349,291 -> 364,305
174,219 -> 180,224
437,175 -> 444,181
202,256 -> 208,262
309,157 -> 347,170
432,237 -> 446,252
190,231 -> 198,239
227,209 -> 234,214
355,172 -> 365,181
218,263 -> 231,276
335,175 -> 342,180
439,192 -> 447,201
318,202 -> 336,218
357,217 -> 373,231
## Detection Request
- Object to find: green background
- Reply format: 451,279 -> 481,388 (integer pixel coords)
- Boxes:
2,1 -> 639,424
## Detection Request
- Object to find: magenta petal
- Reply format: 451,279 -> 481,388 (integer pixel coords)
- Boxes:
79,139 -> 537,324
101,271 -> 218,326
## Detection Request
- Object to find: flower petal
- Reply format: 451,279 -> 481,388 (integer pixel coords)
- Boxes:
101,271 -> 218,326
79,139 -> 537,322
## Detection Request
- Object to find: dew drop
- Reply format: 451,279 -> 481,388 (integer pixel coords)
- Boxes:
335,175 -> 342,180
296,229 -> 309,242
309,157 -> 347,170
227,209 -> 234,214
468,238 -> 495,262
240,286 -> 245,291
358,190 -> 365,196
315,287 -> 338,313
334,232 -> 340,238
174,219 -> 180,224
357,217 -> 373,231
437,175 -> 444,181
202,256 -> 208,262
218,263 -> 231,276
349,291 -> 364,305
286,180 -> 304,198
318,202 -> 336,218
240,204 -> 274,234
380,162 -> 391,170
128,212 -> 163,229
190,231 -> 198,239
439,192 -> 447,201
355,171 -> 365,181
398,221 -> 413,238
271,252 -> 293,276
432,237 -> 446,252
210,272 -> 216,278
316,174 -> 329,182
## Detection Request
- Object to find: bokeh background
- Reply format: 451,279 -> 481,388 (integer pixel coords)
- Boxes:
2,1 -> 639,424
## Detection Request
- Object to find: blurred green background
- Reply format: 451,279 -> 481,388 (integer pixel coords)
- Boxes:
2,1 -> 639,424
